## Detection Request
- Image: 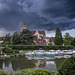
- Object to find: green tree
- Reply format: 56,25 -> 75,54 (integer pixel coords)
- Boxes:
19,29 -> 34,45
54,28 -> 63,45
48,42 -> 53,45
71,38 -> 75,47
58,56 -> 75,75
4,41 -> 11,45
3,33 -> 11,44
12,32 -> 20,45
63,33 -> 73,45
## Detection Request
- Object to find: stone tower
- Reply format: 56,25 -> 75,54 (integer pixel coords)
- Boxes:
21,23 -> 27,31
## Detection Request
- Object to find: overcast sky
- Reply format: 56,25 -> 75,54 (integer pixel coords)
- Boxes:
0,0 -> 75,37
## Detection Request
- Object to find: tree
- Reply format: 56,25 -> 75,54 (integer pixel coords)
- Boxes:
58,56 -> 75,75
3,33 -> 11,44
71,38 -> 75,47
54,28 -> 63,45
63,33 -> 73,45
19,29 -> 34,45
12,32 -> 20,45
48,42 -> 53,45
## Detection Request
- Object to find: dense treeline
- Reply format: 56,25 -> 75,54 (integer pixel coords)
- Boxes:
54,28 -> 75,46
3,29 -> 34,45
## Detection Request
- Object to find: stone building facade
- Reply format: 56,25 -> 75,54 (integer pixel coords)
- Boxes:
31,31 -> 46,45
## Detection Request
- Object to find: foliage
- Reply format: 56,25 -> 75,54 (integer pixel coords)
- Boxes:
13,50 -> 19,53
0,69 -> 59,75
58,56 -> 75,75
14,68 -> 58,75
48,42 -> 53,45
3,33 -> 11,43
0,69 -> 10,75
12,32 -> 20,45
19,29 -> 34,45
19,50 -> 27,54
71,38 -> 75,47
55,58 -> 65,70
63,33 -> 73,45
4,45 -> 13,53
8,45 -> 74,50
3,45 -> 19,54
4,41 -> 11,45
54,28 -> 63,45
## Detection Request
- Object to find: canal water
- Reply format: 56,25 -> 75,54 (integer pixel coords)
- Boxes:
0,55 -> 65,72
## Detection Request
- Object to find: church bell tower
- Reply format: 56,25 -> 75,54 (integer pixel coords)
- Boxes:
21,23 -> 27,31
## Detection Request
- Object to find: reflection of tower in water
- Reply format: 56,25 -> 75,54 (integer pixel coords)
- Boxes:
35,59 -> 57,71
35,60 -> 46,68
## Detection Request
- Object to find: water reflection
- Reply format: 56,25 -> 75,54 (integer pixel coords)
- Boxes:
0,55 -> 65,72
35,60 -> 57,71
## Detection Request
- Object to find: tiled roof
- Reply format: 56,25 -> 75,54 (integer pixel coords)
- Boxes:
31,31 -> 45,35
38,31 -> 45,34
31,31 -> 36,35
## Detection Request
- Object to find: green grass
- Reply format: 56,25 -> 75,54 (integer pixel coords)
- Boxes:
6,50 -> 34,55
19,50 -> 28,54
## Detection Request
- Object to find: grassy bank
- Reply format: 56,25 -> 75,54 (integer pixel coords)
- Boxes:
5,50 -> 28,55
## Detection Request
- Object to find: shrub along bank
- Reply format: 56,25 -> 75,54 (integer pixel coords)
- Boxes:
58,56 -> 75,75
0,69 -> 59,75
8,45 -> 74,50
3,45 -> 19,55
0,69 -> 10,75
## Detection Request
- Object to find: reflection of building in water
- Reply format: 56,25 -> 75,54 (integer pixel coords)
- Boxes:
44,61 -> 57,71
35,60 -> 46,68
0,47 -> 4,58
35,60 -> 57,72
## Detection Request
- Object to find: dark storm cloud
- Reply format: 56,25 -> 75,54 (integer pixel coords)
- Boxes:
0,0 -> 75,33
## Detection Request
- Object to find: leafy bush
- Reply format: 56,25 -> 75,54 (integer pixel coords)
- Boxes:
48,42 -> 53,45
0,68 -> 59,75
0,69 -> 9,75
14,68 -> 58,75
8,45 -> 74,50
58,56 -> 75,75
4,45 -> 13,53
4,41 -> 11,45
13,50 -> 19,53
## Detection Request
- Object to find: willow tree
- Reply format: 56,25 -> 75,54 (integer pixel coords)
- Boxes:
54,28 -> 63,45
